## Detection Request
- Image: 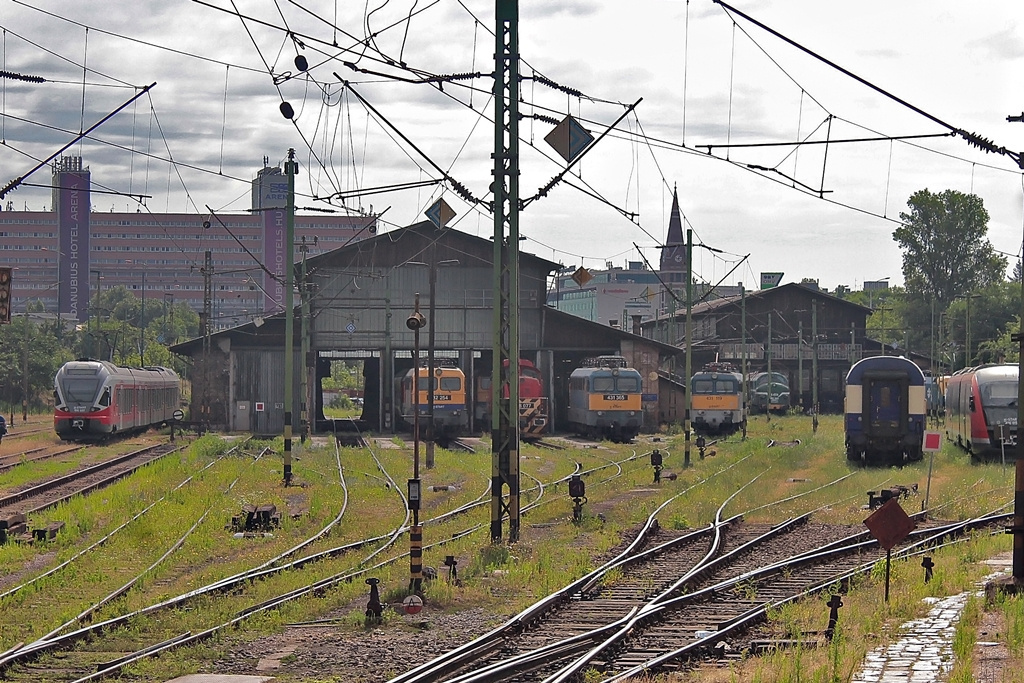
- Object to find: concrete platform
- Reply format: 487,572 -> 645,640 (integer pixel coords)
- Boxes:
164,675 -> 274,683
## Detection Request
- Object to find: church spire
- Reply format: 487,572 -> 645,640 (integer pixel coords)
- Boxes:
659,185 -> 686,273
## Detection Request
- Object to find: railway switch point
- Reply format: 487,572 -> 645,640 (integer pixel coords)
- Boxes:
825,594 -> 843,640
922,556 -> 935,583
867,485 -> 918,510
229,504 -> 281,533
444,555 -> 459,583
365,578 -> 383,624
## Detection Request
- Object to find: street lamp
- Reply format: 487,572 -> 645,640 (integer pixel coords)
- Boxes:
124,261 -> 147,365
90,269 -> 103,359
40,247 -> 65,329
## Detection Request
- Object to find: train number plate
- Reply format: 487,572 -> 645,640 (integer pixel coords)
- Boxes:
603,394 -> 627,401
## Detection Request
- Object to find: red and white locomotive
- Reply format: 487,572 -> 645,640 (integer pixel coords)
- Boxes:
944,363 -> 1018,459
54,359 -> 181,441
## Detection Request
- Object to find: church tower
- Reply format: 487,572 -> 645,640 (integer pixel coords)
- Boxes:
658,186 -> 687,314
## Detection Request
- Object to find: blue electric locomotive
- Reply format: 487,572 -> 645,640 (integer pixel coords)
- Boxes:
567,356 -> 644,443
844,356 -> 926,464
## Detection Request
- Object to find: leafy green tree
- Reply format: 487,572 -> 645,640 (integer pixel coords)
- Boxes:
322,361 -> 363,391
864,287 -> 908,351
893,189 -> 1007,307
0,316 -> 73,411
942,281 -> 1019,367
979,316 -> 1019,363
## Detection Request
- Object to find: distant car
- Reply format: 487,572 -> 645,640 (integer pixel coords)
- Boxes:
352,397 -> 364,406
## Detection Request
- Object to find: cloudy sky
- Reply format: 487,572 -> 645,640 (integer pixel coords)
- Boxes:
2,0 -> 1022,291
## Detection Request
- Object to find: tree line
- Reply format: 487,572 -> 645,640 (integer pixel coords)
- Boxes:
839,188 -> 1020,372
0,286 -> 201,414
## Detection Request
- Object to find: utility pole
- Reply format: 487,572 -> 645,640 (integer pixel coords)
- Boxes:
739,282 -> 747,440
490,0 -> 522,543
426,243 -> 437,469
384,271 -> 393,433
812,300 -> 819,432
684,227 -> 693,467
299,236 -> 312,443
798,320 -> 804,411
1006,111 -> 1024,585
283,149 -> 297,486
767,312 -> 773,420
139,270 -> 146,366
22,314 -> 29,423
202,250 -> 212,434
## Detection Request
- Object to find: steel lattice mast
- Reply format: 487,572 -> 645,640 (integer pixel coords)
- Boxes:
490,0 -> 521,543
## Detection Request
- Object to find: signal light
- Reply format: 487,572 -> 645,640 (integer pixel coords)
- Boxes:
0,266 -> 11,323
406,311 -> 426,330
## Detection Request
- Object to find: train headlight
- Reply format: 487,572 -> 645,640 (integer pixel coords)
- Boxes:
596,411 -> 604,416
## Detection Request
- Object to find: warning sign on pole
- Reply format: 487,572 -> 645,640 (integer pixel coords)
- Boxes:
923,431 -> 941,452
402,594 -> 423,614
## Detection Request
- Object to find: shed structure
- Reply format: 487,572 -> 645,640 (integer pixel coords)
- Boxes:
641,282 -> 930,413
171,222 -> 681,435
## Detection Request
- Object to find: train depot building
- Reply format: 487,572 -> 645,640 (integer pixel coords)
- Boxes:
170,222 -> 680,436
642,282 -> 930,414
171,223 -> 924,436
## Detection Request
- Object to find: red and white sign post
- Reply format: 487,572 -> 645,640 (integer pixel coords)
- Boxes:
922,431 -> 941,513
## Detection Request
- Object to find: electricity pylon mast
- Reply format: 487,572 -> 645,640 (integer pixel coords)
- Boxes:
490,0 -> 521,543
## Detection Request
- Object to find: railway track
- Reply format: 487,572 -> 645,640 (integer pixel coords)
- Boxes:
383,489 -> 1008,683
0,444 -> 81,474
1,426 -> 53,440
0,442 -> 650,682
0,443 -> 179,519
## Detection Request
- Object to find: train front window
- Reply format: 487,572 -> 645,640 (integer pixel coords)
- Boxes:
62,378 -> 101,403
440,377 -> 461,391
593,376 -> 614,392
982,382 -> 1017,406
693,380 -> 714,394
617,376 -> 640,392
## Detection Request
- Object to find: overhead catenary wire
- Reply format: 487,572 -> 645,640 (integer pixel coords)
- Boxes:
6,0 -> 1021,286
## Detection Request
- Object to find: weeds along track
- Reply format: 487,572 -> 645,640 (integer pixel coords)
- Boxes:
0,444 -> 82,474
0,439 -> 258,604
594,514 -> 1010,682
382,455 -> 1008,683
0,441 -> 653,682
0,443 -> 181,518
388,513 -> 1008,683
